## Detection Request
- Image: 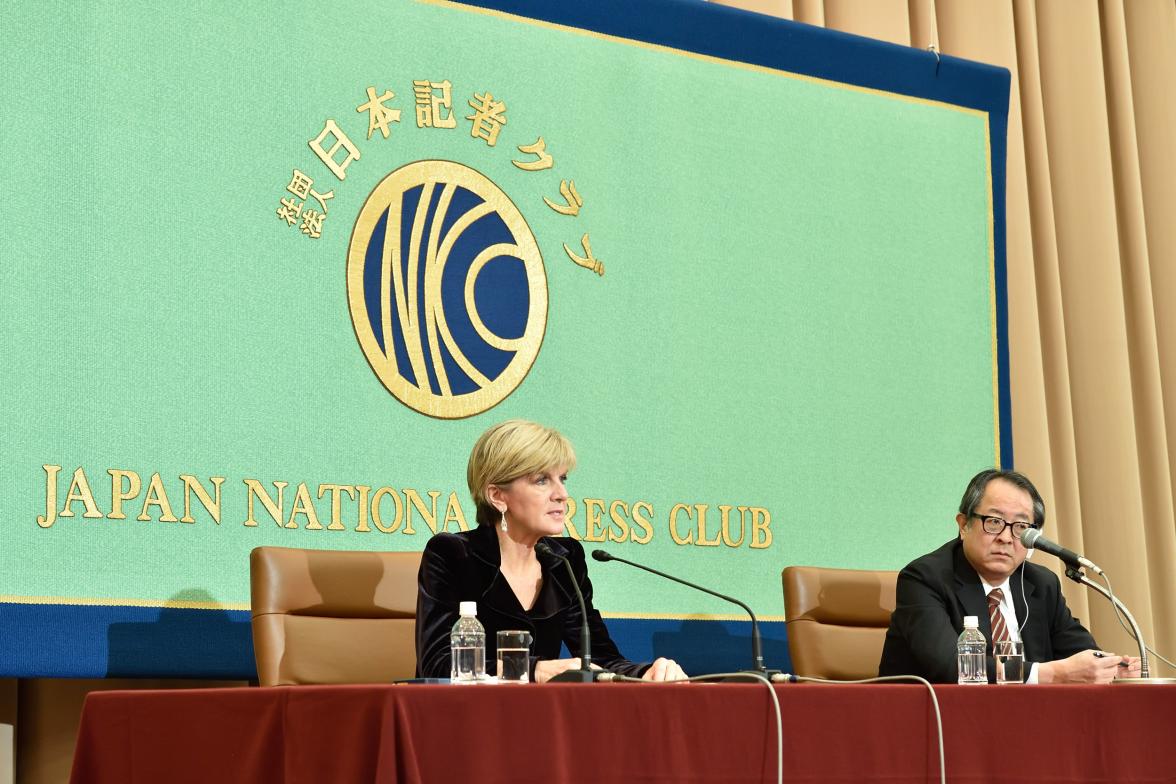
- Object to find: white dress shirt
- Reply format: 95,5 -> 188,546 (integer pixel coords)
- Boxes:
981,576 -> 1039,683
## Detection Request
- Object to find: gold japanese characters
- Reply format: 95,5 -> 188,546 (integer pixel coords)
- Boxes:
274,79 -> 603,280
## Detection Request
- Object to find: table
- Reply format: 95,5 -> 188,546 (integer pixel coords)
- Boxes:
69,682 -> 1176,783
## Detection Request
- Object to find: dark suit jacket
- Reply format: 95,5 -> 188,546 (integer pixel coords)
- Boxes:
415,523 -> 648,679
878,538 -> 1097,683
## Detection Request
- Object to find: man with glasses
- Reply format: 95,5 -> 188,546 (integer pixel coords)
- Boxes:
878,469 -> 1140,683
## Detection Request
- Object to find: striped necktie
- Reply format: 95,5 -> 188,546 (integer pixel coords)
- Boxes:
987,588 -> 1010,644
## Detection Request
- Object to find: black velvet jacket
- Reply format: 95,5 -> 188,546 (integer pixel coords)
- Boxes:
415,523 -> 649,679
878,538 -> 1097,683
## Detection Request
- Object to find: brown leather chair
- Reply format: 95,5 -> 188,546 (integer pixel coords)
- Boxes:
250,546 -> 423,686
782,566 -> 898,680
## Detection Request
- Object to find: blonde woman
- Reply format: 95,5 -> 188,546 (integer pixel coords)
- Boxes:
415,419 -> 687,682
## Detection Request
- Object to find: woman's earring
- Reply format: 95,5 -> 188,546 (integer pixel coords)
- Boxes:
500,511 -> 508,533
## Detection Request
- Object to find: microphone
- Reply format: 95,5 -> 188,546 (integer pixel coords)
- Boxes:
592,549 -> 771,674
1022,530 -> 1171,681
1020,528 -> 1103,575
535,541 -> 596,683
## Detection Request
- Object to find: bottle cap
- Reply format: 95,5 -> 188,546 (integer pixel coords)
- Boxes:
459,601 -> 478,617
963,615 -> 979,628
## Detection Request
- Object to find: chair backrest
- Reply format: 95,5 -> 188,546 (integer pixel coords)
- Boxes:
250,546 -> 423,686
782,565 -> 898,680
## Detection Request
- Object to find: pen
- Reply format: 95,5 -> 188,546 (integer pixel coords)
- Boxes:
1093,651 -> 1131,667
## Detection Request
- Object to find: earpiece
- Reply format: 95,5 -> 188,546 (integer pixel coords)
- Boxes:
1017,558 -> 1030,635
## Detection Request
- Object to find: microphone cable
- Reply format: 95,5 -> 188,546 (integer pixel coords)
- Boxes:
1097,569 -> 1176,672
596,670 -> 783,784
595,671 -> 947,784
781,674 -> 945,784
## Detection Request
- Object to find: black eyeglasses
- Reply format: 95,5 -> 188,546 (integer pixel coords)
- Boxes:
973,514 -> 1041,539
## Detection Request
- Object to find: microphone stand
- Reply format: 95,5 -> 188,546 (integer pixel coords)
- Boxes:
537,542 -> 598,683
1063,566 -> 1176,684
594,550 -> 781,680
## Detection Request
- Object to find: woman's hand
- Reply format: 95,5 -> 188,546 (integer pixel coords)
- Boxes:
536,657 -> 686,682
534,658 -> 586,683
641,657 -> 688,682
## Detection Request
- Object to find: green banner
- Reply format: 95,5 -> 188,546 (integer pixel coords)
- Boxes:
2,0 -> 998,638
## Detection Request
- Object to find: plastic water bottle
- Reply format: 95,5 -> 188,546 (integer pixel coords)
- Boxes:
450,601 -> 486,682
957,615 -> 987,685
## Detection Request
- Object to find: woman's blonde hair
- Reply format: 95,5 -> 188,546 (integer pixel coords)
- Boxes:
467,419 -> 577,526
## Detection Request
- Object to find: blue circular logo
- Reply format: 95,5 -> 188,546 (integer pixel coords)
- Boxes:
347,160 -> 547,418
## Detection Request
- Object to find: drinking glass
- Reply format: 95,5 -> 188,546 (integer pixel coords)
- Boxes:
496,630 -> 533,683
994,640 -> 1024,684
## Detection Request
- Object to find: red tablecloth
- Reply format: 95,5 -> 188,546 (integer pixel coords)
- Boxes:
69,682 -> 1176,784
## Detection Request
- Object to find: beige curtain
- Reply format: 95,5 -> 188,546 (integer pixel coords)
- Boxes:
719,0 -> 1176,669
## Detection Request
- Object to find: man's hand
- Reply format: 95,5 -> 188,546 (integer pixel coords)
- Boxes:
1117,656 -> 1142,679
1038,649 -> 1125,684
641,657 -> 688,682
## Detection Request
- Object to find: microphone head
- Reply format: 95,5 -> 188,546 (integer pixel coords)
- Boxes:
534,541 -> 553,557
591,549 -> 613,562
1020,527 -> 1042,549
